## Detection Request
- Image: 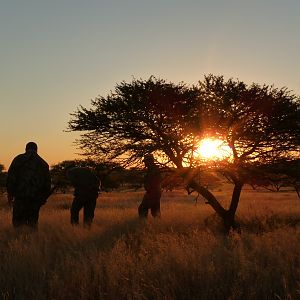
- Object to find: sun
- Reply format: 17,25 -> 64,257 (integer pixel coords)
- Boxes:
195,138 -> 230,160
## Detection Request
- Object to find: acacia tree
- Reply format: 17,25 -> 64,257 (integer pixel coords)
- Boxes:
68,76 -> 300,231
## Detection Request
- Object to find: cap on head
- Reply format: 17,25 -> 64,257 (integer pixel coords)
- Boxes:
64,162 -> 76,172
143,153 -> 154,163
25,142 -> 38,152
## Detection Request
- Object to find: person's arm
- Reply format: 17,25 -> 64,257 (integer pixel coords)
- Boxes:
7,193 -> 13,208
40,165 -> 52,204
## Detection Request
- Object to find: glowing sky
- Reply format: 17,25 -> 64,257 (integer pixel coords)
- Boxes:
1,0 -> 300,169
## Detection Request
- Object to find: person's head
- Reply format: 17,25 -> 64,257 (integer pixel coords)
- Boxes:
64,162 -> 77,175
25,142 -> 38,153
143,153 -> 155,167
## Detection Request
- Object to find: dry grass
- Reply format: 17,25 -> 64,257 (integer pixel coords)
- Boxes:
0,186 -> 300,300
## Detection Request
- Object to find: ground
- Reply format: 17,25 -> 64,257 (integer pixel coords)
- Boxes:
0,185 -> 300,300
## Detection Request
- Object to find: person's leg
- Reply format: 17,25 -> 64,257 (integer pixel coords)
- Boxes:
70,197 -> 84,225
12,204 -> 27,227
150,192 -> 161,218
138,193 -> 150,218
83,197 -> 97,227
27,205 -> 41,229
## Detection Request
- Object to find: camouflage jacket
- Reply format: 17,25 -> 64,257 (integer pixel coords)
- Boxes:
6,151 -> 51,202
144,165 -> 161,193
67,167 -> 100,196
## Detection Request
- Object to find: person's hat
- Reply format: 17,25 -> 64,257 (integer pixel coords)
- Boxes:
143,153 -> 154,162
64,162 -> 77,172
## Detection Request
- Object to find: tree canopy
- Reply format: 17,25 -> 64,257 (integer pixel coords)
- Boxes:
199,75 -> 300,165
69,77 -> 202,167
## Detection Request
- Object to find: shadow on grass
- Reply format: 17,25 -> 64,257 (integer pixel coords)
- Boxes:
90,217 -> 146,250
239,213 -> 300,234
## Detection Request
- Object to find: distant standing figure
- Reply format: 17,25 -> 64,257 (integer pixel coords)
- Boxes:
138,154 -> 162,218
67,166 -> 100,227
6,142 -> 51,228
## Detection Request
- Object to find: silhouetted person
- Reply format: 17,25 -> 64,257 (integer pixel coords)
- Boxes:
6,142 -> 51,228
138,154 -> 162,218
67,166 -> 100,227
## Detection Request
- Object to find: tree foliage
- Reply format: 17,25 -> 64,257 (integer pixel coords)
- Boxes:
69,77 -> 201,166
199,75 -> 300,165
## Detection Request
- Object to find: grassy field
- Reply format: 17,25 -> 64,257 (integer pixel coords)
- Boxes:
0,185 -> 300,300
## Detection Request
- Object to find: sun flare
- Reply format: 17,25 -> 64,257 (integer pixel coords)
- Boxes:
195,138 -> 230,160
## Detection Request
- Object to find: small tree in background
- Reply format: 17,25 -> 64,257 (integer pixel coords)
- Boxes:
0,164 -> 6,194
68,76 -> 300,231
253,160 -> 300,196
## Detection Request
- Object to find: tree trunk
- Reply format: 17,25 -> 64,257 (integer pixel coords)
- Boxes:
186,177 -> 243,233
223,182 -> 243,232
187,179 -> 227,219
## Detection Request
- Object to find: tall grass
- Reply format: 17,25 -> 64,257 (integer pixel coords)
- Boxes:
0,187 -> 300,299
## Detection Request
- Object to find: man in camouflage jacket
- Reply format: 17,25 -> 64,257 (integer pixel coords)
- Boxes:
6,142 -> 51,228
